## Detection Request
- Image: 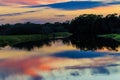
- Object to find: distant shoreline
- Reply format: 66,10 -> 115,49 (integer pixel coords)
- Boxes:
0,32 -> 71,47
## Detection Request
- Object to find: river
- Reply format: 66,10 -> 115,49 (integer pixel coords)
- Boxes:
0,36 -> 120,80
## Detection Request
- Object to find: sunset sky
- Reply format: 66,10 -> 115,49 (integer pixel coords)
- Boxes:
0,0 -> 120,24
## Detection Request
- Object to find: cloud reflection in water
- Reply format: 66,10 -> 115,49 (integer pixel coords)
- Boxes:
0,38 -> 120,80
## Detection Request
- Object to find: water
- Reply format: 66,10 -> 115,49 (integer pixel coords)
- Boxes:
0,36 -> 120,80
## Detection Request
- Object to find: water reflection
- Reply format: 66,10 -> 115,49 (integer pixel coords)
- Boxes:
0,35 -> 120,80
11,35 -> 120,51
65,35 -> 120,51
12,39 -> 54,51
50,50 -> 106,59
92,67 -> 110,75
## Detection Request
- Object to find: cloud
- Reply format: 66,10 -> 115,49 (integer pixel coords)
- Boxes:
37,0 -> 68,4
28,1 -> 120,10
0,18 -> 5,21
55,15 -> 66,17
107,1 -> 120,5
1,0 -> 120,6
28,1 -> 104,10
0,0 -> 68,5
0,0 -> 40,5
0,9 -> 43,17
0,3 -> 6,6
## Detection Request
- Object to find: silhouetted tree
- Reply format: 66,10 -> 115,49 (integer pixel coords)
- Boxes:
69,14 -> 120,36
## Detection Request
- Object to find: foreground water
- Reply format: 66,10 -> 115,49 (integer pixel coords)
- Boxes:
0,36 -> 120,80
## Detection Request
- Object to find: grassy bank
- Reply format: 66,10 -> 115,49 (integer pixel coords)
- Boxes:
100,34 -> 120,42
0,32 -> 71,46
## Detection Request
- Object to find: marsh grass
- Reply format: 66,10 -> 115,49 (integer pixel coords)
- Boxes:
100,34 -> 120,42
0,32 -> 71,46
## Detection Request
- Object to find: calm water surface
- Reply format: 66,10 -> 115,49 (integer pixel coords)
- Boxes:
0,36 -> 120,80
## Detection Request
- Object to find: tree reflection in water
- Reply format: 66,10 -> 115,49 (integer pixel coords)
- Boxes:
10,35 -> 120,51
63,35 -> 120,51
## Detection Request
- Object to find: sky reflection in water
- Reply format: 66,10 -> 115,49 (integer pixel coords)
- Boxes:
0,37 -> 120,80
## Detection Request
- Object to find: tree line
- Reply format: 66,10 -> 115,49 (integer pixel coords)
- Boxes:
70,14 -> 120,36
0,14 -> 120,35
0,22 -> 69,35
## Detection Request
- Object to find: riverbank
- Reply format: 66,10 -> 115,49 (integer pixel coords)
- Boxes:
0,32 -> 71,46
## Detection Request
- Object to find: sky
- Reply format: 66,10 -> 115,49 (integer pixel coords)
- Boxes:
0,0 -> 120,24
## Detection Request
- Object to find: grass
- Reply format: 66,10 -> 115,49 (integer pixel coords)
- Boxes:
100,34 -> 120,42
0,32 -> 71,46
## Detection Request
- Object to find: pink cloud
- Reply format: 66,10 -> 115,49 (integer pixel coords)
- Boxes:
38,0 -> 68,4
1,0 -> 40,5
1,0 -> 68,5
